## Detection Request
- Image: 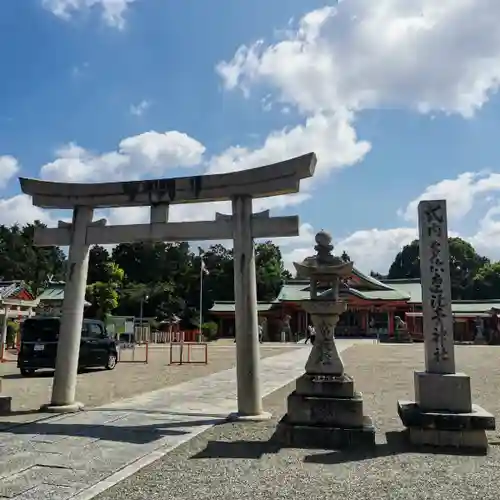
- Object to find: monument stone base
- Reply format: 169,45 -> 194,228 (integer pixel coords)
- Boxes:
399,371 -> 495,451
399,373 -> 495,451
414,371 -> 472,413
277,373 -> 375,449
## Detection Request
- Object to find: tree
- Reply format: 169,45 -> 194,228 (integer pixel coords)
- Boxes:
255,241 -> 288,301
387,240 -> 420,280
387,237 -> 489,299
472,262 -> 500,300
0,222 -> 66,294
88,245 -> 112,284
85,263 -> 125,320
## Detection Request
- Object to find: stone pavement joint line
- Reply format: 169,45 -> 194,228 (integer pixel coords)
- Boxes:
0,340 -> 364,500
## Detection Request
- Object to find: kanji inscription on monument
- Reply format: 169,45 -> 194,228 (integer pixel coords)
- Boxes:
418,200 -> 456,374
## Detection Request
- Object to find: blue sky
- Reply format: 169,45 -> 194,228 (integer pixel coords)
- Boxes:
1,0 -> 500,273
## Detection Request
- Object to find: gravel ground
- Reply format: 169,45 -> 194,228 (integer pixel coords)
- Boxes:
0,343 -> 299,426
95,343 -> 500,500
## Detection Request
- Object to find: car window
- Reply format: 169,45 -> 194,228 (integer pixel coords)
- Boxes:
22,318 -> 59,342
87,322 -> 103,339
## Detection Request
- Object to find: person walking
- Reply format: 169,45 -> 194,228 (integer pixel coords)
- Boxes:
305,324 -> 316,344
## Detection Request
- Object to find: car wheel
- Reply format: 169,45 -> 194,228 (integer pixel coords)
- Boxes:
20,369 -> 35,377
105,352 -> 117,370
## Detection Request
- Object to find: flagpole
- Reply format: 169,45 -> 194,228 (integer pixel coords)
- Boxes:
199,249 -> 204,336
199,265 -> 203,332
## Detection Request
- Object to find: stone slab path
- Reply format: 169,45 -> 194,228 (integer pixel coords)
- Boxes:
0,340 -> 365,500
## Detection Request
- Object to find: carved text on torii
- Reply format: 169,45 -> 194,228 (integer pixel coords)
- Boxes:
425,203 -> 449,363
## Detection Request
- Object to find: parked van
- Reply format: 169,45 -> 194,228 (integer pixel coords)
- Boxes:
17,317 -> 118,376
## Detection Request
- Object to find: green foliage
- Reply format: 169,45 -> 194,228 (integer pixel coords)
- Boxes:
85,262 -> 125,320
0,222 -> 66,294
255,241 -> 288,301
472,262 -> 500,300
201,321 -> 219,341
6,321 -> 18,346
386,236 -> 500,300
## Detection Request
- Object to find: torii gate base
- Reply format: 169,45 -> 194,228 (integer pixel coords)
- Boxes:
20,153 -> 316,416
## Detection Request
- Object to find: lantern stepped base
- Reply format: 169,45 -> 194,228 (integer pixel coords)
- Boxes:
277,373 -> 375,449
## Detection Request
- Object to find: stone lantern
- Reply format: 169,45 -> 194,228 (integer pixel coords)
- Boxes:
277,231 -> 375,448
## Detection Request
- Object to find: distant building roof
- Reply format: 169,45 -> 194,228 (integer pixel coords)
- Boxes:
210,301 -> 277,314
277,269 -> 411,302
38,281 -> 91,307
381,279 -> 422,303
0,280 -> 37,304
451,301 -> 500,314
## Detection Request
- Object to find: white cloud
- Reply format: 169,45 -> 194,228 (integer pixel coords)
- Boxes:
0,195 -> 55,227
41,131 -> 206,182
218,1 -> 500,118
129,100 -> 151,117
470,205 -> 500,259
42,0 -> 137,29
0,156 -> 20,189
207,112 -> 370,177
401,172 -> 500,222
337,227 -> 418,274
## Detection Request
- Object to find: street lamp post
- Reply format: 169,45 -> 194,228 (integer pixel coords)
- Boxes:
139,294 -> 149,343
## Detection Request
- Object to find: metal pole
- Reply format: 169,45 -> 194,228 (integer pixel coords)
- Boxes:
139,298 -> 143,345
199,256 -> 204,334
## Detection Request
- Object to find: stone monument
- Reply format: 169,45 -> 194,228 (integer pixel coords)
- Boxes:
398,200 -> 495,450
277,231 -> 375,448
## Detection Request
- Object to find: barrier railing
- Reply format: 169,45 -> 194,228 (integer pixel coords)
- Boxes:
129,329 -> 205,344
169,342 -> 208,365
117,342 -> 149,364
0,347 -> 18,363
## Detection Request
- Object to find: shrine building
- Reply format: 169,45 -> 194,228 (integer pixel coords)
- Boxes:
209,268 -> 500,342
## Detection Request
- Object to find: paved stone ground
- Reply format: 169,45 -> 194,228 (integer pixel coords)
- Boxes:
0,343 -> 299,428
0,342 -> 369,499
93,343 -> 500,500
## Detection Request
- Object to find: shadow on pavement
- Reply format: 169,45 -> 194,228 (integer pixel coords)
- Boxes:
192,430 -> 488,461
0,415 -> 225,445
1,371 -> 54,380
89,408 -> 230,419
304,431 -> 487,462
192,435 -> 282,459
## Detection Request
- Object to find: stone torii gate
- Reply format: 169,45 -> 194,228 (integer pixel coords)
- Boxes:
20,152 -> 317,417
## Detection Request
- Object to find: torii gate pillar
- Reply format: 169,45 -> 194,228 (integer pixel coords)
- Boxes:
43,206 -> 93,412
231,195 -> 267,419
